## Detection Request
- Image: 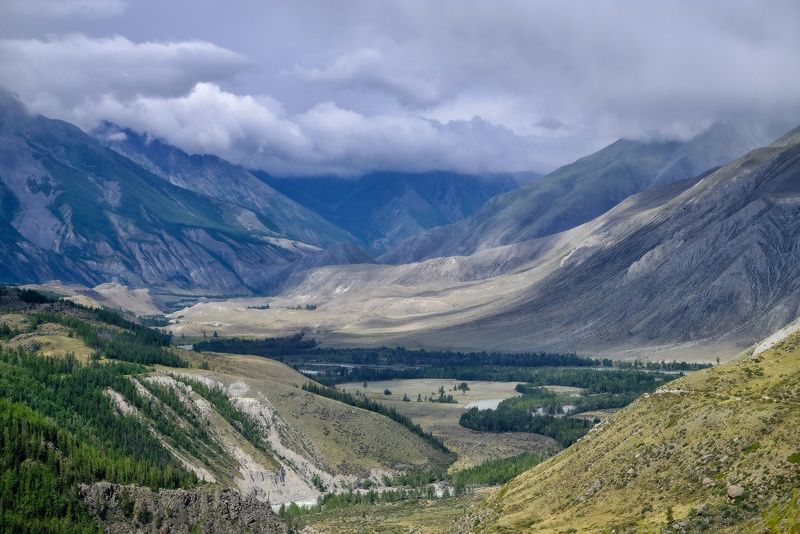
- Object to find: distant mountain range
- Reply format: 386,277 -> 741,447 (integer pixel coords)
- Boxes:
93,124 -> 353,248
382,122 -> 783,264
0,96 -> 518,297
260,171 -> 523,254
259,123 -> 800,359
0,95 -> 319,296
3,91 -> 799,360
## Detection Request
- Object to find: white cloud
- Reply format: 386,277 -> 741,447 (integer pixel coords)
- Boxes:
2,0 -> 799,177
292,48 -> 440,106
0,35 -> 249,120
87,82 -> 540,176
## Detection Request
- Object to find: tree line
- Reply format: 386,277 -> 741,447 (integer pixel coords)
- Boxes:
196,333 -> 606,368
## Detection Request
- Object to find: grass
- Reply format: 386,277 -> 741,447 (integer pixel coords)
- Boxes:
338,379 -> 560,470
476,334 -> 800,533
299,489 -> 492,533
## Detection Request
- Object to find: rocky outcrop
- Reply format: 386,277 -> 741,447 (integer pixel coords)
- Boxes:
79,482 -> 289,534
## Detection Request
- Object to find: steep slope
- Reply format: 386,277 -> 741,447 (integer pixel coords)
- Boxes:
95,124 -> 353,248
450,133 -> 800,356
0,95 -> 321,295
475,333 -> 800,532
383,122 -> 779,264
263,171 -> 520,253
0,288 -> 453,517
226,126 -> 800,360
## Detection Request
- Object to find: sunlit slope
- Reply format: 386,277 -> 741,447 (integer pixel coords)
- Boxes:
175,352 -> 454,478
477,335 -> 800,532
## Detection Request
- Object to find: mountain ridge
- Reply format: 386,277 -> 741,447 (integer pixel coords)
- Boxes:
382,122 -> 784,264
261,171 -> 521,254
94,123 -> 354,248
0,96 -> 320,296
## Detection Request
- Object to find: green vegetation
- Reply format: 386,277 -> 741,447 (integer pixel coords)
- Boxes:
279,489 -> 487,533
0,288 -> 203,531
280,452 -> 546,531
0,399 -> 102,532
301,382 -> 451,454
0,351 -> 194,484
449,452 -> 546,488
430,385 -> 456,404
195,333 -> 608,368
461,408 -> 593,447
136,379 -> 228,466
0,322 -> 21,340
29,310 -> 184,367
0,352 -> 198,532
196,332 -> 316,356
460,373 -> 675,446
0,286 -> 183,367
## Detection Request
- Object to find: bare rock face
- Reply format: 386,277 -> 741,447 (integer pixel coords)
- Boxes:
79,482 -> 289,534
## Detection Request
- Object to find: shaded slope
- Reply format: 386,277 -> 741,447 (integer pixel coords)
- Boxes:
255,126 -> 800,360
263,171 -> 520,253
0,96 -> 315,294
453,135 -> 800,355
477,333 -> 800,532
384,122 -> 779,264
95,124 -> 353,248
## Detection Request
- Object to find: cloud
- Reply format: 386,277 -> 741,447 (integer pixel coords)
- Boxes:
292,48 -> 440,107
0,35 -> 249,120
284,0 -> 800,156
87,82 -> 540,176
1,0 -> 126,18
2,1 -> 799,176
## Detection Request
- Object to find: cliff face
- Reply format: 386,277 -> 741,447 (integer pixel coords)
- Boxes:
79,482 -> 289,534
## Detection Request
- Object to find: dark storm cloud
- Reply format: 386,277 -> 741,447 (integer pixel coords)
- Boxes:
1,0 -> 798,175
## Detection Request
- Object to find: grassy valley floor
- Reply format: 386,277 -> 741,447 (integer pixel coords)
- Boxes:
337,379 -> 560,470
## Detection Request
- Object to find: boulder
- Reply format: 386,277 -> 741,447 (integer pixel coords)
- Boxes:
727,485 -> 745,499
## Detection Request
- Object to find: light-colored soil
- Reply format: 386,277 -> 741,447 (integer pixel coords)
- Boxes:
541,385 -> 584,395
158,354 -> 453,506
22,281 -> 163,315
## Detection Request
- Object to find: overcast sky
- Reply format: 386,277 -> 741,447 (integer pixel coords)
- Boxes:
1,0 -> 799,176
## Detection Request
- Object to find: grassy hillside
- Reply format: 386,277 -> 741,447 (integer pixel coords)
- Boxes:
0,287 -> 456,531
476,335 -> 800,532
179,352 -> 455,479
